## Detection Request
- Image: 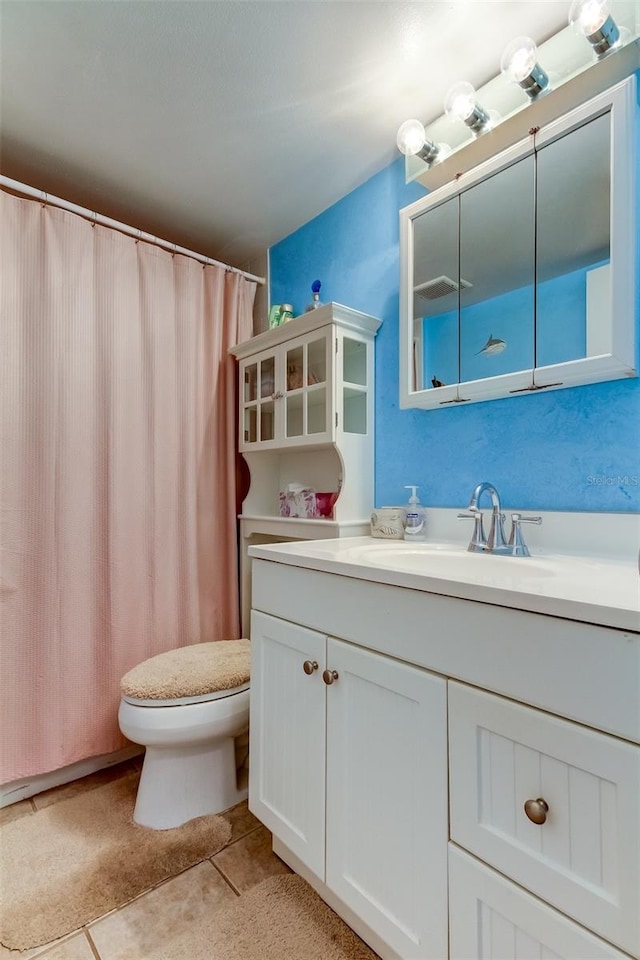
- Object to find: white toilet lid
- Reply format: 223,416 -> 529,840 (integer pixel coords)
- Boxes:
122,680 -> 250,708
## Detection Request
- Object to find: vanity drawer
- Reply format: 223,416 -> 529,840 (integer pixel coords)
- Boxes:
448,681 -> 640,956
449,845 -> 632,960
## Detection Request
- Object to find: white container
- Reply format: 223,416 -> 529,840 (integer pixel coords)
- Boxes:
371,507 -> 405,540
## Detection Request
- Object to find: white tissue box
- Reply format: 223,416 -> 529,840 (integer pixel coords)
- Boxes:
279,488 -> 338,519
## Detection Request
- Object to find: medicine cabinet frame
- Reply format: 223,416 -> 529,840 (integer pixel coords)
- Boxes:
399,75 -> 637,410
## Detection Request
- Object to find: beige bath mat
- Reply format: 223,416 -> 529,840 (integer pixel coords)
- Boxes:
154,873 -> 380,960
0,773 -> 231,950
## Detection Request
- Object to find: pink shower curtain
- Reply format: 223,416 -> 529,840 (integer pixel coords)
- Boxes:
0,191 -> 256,782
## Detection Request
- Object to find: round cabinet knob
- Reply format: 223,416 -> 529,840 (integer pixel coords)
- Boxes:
322,669 -> 339,685
524,797 -> 549,825
302,660 -> 318,675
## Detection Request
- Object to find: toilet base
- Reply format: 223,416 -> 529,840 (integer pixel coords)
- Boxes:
134,737 -> 247,829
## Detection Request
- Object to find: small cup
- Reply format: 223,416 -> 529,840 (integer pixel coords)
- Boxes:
279,304 -> 294,324
370,507 -> 405,540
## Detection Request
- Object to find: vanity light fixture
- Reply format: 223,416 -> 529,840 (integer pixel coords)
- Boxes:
443,81 -> 490,135
568,0 -> 620,58
396,119 -> 444,165
500,36 -> 550,98
396,1 -> 634,168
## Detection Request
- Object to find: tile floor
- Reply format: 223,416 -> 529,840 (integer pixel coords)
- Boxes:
0,760 -> 292,960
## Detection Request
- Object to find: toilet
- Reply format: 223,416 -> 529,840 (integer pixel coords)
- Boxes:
118,639 -> 250,830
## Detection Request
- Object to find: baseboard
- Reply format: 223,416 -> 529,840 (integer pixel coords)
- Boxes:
1,746 -> 143,807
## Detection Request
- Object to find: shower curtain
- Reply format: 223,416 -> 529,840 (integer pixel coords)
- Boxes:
0,191 -> 256,782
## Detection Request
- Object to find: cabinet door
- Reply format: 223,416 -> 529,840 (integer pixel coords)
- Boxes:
239,351 -> 278,450
325,638 -> 448,960
449,682 -> 640,956
249,611 -> 326,878
282,330 -> 333,446
338,331 -> 370,436
449,846 -> 629,960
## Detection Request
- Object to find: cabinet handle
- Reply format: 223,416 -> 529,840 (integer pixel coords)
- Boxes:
322,669 -> 339,685
524,797 -> 549,825
302,660 -> 318,675
271,390 -> 283,400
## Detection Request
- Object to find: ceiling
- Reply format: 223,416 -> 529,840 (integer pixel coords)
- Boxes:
0,1 -> 570,271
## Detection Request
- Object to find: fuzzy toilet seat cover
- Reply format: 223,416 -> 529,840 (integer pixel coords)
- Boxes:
120,639 -> 250,701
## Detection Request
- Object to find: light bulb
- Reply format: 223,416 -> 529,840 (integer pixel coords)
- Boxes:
500,36 -> 549,98
444,81 -> 490,135
444,81 -> 477,122
570,0 -> 607,34
396,119 -> 427,156
396,119 -> 442,165
568,0 -> 620,56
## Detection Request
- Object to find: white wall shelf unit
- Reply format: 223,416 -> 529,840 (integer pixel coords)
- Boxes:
229,302 -> 381,632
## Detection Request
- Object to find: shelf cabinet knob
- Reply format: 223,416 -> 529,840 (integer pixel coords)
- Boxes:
524,797 -> 549,825
322,669 -> 339,685
302,660 -> 318,675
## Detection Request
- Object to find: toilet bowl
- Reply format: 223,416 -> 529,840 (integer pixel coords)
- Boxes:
118,640 -> 250,830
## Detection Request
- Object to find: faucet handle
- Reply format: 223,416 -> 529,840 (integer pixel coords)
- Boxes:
511,513 -> 542,525
509,513 -> 542,557
457,509 -> 486,553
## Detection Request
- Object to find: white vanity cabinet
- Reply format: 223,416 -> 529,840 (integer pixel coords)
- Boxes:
248,549 -> 639,960
249,609 -> 449,960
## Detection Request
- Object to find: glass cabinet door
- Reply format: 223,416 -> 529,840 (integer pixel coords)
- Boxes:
342,336 -> 368,434
241,355 -> 275,445
284,334 -> 330,441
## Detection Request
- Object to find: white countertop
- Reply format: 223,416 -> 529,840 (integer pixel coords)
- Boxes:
248,536 -> 640,632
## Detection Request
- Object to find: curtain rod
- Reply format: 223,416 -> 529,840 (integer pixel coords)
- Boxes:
0,176 -> 266,285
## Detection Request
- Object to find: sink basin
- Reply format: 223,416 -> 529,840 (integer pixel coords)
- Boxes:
340,543 -> 556,580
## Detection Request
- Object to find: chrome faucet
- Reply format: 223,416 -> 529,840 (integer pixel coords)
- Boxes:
458,482 -> 542,556
464,482 -> 510,554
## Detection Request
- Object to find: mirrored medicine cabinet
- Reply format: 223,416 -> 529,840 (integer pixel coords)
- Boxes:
399,75 -> 637,409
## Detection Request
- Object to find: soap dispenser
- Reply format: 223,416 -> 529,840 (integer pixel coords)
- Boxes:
403,486 -> 426,542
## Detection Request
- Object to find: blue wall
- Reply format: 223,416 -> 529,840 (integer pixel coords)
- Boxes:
270,102 -> 640,513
